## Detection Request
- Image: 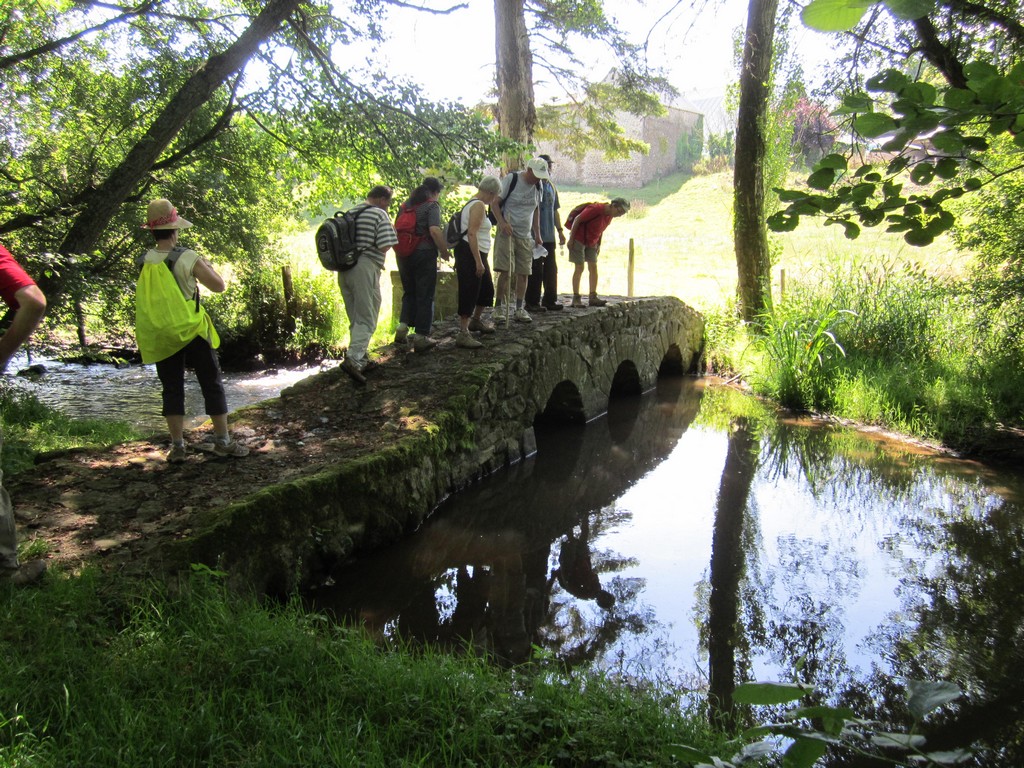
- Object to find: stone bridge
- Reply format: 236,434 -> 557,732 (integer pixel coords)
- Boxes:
12,296 -> 703,594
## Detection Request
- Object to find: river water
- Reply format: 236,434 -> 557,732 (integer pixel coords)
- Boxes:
6,350 -> 318,433
8,354 -> 1023,751
305,377 -> 1024,753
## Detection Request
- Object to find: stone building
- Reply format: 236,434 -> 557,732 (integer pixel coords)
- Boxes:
535,99 -> 703,188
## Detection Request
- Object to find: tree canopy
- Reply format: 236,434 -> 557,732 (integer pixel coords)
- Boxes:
768,0 -> 1024,247
1,0 -> 508,325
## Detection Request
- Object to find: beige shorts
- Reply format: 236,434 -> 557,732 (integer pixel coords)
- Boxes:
493,234 -> 534,275
568,240 -> 599,264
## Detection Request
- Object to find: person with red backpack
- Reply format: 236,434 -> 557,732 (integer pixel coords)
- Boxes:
565,197 -> 630,308
393,177 -> 449,352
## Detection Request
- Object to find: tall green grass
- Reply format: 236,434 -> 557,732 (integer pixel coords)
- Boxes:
736,256 -> 1024,448
0,568 -> 727,767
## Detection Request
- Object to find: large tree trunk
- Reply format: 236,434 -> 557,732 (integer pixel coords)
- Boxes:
733,0 -> 779,323
42,0 -> 304,301
493,0 -> 536,162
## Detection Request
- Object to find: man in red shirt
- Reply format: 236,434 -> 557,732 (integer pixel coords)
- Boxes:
565,198 -> 630,308
0,243 -> 48,585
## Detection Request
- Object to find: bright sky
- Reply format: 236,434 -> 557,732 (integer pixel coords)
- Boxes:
369,0 -> 838,107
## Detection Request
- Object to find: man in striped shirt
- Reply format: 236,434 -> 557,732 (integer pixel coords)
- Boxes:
339,185 -> 399,384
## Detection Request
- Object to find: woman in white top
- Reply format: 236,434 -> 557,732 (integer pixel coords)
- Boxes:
453,175 -> 501,349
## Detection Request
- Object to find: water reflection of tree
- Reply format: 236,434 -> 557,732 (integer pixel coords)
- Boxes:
698,415 -> 882,728
858,493 -> 1024,761
706,417 -> 758,728
746,417 -> 1024,761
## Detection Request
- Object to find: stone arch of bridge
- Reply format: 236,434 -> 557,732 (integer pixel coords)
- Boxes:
534,342 -> 688,427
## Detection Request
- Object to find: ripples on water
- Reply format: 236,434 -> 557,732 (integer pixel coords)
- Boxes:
6,350 -> 317,432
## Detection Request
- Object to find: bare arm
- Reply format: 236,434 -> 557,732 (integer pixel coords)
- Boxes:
491,203 -> 512,237
428,225 -> 450,260
0,285 -> 46,372
567,218 -> 583,247
193,258 -> 226,293
466,201 -> 486,276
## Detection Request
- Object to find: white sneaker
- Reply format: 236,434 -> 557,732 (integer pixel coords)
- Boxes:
513,307 -> 533,323
412,334 -> 437,353
456,330 -> 484,349
492,305 -> 508,326
394,323 -> 409,345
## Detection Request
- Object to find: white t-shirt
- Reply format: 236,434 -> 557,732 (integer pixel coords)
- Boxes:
459,199 -> 492,254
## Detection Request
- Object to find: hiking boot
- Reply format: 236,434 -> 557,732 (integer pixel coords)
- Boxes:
213,440 -> 249,458
412,334 -> 437,353
340,357 -> 367,385
456,330 -> 484,349
571,295 -> 586,308
525,304 -> 547,313
588,295 -> 608,307
1,560 -> 47,586
166,443 -> 187,464
468,317 -> 496,334
513,308 -> 533,323
394,323 -> 409,345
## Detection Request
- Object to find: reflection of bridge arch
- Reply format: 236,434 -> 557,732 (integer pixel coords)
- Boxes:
312,376 -> 707,665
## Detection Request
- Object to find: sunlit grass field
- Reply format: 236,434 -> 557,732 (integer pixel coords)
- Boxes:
556,170 -> 968,312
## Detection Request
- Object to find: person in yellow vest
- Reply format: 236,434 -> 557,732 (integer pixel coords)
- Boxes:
137,199 -> 248,463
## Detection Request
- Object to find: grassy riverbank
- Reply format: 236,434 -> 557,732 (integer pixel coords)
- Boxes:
0,382 -> 141,477
0,568 -> 726,766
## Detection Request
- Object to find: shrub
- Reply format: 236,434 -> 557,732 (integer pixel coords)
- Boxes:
750,300 -> 852,410
693,155 -> 732,176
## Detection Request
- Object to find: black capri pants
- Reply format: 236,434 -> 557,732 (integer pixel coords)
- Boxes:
155,335 -> 228,417
454,240 -> 495,317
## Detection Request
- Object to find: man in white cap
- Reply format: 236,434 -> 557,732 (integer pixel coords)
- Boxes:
490,158 -> 547,325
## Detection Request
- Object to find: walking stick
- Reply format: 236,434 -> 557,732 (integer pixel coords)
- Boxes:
504,231 -> 513,329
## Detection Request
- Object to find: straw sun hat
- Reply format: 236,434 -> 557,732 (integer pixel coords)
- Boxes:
142,198 -> 192,230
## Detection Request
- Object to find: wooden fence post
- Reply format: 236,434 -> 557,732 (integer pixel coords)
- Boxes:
282,265 -> 296,333
628,238 -> 635,298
